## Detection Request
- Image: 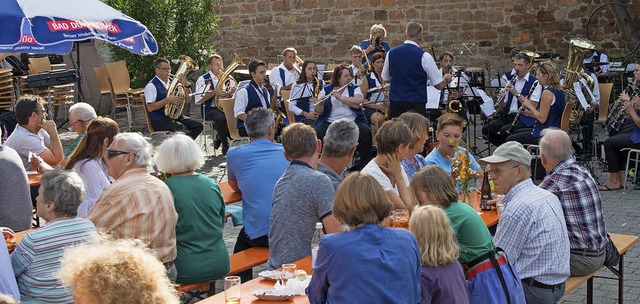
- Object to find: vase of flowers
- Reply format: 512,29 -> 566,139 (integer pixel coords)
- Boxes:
450,146 -> 477,206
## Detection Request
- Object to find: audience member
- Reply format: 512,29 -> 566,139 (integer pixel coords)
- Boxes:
398,112 -> 430,179
361,119 -> 415,209
58,237 -> 179,304
5,95 -> 63,171
317,119 -> 359,190
0,127 -> 31,232
11,170 -> 96,303
425,113 -> 482,177
538,129 -> 608,276
411,166 -> 525,303
226,108 -> 289,281
0,241 -> 19,302
63,117 -> 118,217
409,205 -> 469,304
156,134 -> 230,284
480,141 -> 570,303
64,102 -> 97,159
307,173 -> 421,303
268,123 -> 342,269
0,294 -> 17,304
86,133 -> 178,276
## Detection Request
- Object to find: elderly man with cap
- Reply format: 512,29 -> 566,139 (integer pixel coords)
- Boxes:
480,141 -> 570,304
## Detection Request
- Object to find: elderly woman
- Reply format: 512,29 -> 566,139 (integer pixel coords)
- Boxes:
58,238 -> 179,304
64,102 -> 97,159
410,166 -> 525,303
63,117 -> 118,217
315,64 -> 373,169
307,173 -> 421,304
11,170 -> 96,303
359,24 -> 391,64
155,134 -> 229,284
398,112 -> 430,179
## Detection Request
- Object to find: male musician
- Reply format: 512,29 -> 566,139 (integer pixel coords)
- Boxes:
485,53 -> 538,146
348,45 -> 365,85
144,58 -> 203,139
195,54 -> 233,154
270,47 -> 299,93
234,60 -> 273,137
382,21 -> 451,118
431,51 -> 470,122
583,49 -> 609,75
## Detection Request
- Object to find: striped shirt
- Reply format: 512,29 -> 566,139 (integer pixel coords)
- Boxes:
11,218 -> 96,303
86,167 -> 178,263
539,158 -> 608,250
495,179 -> 570,285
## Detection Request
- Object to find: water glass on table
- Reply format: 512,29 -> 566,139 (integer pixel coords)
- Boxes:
391,209 -> 410,229
281,263 -> 297,287
224,276 -> 241,303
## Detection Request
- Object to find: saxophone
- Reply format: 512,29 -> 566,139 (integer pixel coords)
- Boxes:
165,55 -> 198,119
266,82 -> 286,127
605,81 -> 639,134
213,53 -> 245,110
562,36 -> 598,125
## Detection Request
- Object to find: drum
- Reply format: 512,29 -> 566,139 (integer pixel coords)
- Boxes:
466,67 -> 486,89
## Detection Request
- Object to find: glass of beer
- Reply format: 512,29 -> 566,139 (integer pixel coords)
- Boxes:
224,276 -> 241,303
391,209 -> 410,229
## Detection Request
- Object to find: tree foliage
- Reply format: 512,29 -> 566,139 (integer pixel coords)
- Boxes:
106,0 -> 219,87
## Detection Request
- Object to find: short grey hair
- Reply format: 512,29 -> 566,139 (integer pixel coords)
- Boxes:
245,107 -> 274,138
323,119 -> 358,157
156,133 -> 204,174
69,102 -> 97,122
40,170 -> 85,217
111,132 -> 153,167
539,129 -> 574,163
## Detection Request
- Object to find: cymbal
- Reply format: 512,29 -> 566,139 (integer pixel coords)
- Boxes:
583,61 -> 610,68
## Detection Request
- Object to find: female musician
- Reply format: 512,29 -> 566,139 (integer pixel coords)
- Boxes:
289,60 -> 320,125
599,62 -> 640,191
359,52 -> 388,131
358,24 -> 391,64
315,65 -> 373,169
505,62 -> 565,145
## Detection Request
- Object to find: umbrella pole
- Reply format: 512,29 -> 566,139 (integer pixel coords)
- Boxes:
74,41 -> 84,103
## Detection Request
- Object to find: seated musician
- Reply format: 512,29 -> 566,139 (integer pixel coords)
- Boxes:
270,47 -> 299,93
578,67 -> 600,155
583,49 -> 609,76
359,24 -> 391,64
505,62 -> 565,145
484,53 -> 539,146
144,58 -> 203,139
359,52 -> 388,131
315,65 -> 373,169
438,51 -> 471,121
425,113 -> 483,177
426,51 -> 456,123
289,60 -> 320,125
234,60 -> 274,137
347,45 -> 366,86
599,62 -> 640,191
195,54 -> 233,154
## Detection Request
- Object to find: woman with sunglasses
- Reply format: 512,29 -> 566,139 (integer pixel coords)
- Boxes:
315,64 -> 373,169
63,117 -> 119,217
506,62 -> 565,145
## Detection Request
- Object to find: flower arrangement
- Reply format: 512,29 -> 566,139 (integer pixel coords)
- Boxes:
449,142 -> 477,206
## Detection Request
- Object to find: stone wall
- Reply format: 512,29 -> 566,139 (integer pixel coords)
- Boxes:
213,0 -> 639,75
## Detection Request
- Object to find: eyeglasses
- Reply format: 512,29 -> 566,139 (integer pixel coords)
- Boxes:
488,165 -> 519,177
156,67 -> 171,71
106,148 -> 133,159
67,119 -> 90,131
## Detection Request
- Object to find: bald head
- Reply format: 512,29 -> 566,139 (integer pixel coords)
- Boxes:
539,129 -> 574,164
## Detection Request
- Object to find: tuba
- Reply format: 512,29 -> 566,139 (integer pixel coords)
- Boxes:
214,53 -> 245,110
562,36 -> 597,125
165,55 -> 198,119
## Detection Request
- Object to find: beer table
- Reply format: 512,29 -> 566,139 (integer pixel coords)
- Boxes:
201,256 -> 313,303
219,181 -> 242,205
459,191 -> 500,227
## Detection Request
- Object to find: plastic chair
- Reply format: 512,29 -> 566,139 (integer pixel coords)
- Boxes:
93,66 -> 112,115
141,94 -> 172,136
104,61 -> 145,130
597,83 -> 613,124
280,89 -> 296,125
200,103 -> 217,157
623,148 -> 640,190
219,97 -> 249,147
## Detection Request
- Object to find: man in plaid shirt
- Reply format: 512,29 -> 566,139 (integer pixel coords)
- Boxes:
538,129 -> 608,276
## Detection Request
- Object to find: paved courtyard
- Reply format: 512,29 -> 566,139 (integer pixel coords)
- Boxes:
56,104 -> 639,303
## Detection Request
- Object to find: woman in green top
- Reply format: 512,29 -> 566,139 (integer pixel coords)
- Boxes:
156,134 -> 230,284
410,165 -> 525,304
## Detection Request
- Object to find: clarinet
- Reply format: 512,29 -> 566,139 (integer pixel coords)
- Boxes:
506,80 -> 540,135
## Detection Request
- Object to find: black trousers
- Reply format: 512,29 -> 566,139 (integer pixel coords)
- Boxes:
483,114 -> 529,146
151,116 -> 203,139
580,111 -> 596,154
505,128 -> 537,145
316,120 -> 373,168
233,228 -> 269,282
604,123 -> 640,172
388,101 -> 427,119
205,107 -> 229,149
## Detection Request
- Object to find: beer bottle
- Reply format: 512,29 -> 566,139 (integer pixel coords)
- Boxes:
480,170 -> 492,211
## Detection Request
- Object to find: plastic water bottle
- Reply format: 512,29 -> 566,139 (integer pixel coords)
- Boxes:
311,222 -> 324,268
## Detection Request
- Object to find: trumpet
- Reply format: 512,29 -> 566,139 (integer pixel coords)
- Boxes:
314,79 -> 355,106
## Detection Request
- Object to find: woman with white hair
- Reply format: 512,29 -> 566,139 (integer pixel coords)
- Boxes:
11,170 -> 96,303
155,134 -> 230,284
359,24 -> 391,64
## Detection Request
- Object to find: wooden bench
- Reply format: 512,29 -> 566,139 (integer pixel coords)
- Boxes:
563,233 -> 638,304
178,247 -> 270,302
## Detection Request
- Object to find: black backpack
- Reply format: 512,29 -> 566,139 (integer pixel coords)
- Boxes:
4,55 -> 29,76
0,110 -> 18,138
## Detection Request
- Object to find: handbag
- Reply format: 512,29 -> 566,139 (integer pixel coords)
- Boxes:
604,233 -> 620,267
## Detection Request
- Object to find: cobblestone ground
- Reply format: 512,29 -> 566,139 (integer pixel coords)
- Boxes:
57,108 -> 639,302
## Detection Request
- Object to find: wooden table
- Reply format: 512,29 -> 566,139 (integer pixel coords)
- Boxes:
459,191 -> 500,227
201,256 -> 313,303
219,181 -> 242,205
27,171 -> 41,187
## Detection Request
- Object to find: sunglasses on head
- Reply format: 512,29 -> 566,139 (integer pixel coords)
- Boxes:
106,148 -> 132,159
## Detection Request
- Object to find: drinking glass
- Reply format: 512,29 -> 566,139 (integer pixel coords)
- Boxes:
392,209 -> 410,229
495,195 -> 505,217
224,276 -> 241,303
281,263 -> 297,287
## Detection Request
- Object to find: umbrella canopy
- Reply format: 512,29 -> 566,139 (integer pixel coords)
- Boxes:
0,0 -> 157,55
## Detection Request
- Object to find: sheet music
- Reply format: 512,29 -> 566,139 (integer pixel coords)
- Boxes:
426,86 -> 441,109
473,88 -> 495,116
573,82 -> 590,110
579,78 -> 596,104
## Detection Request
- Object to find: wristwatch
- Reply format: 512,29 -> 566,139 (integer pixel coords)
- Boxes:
516,93 -> 522,98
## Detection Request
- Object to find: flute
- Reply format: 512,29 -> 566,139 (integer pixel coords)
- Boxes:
314,79 -> 356,106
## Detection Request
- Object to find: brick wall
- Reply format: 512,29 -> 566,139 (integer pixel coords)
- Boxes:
213,0 -> 639,75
